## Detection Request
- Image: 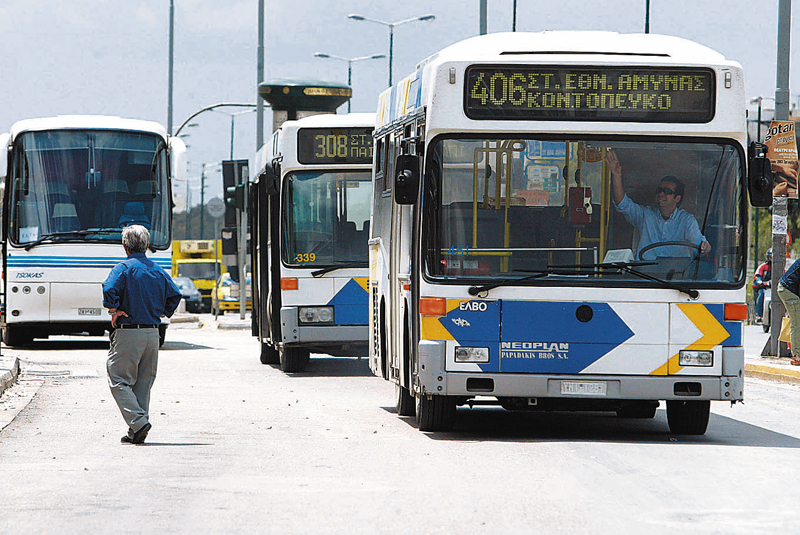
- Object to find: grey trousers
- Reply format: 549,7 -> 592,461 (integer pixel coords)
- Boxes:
778,283 -> 800,358
106,328 -> 160,433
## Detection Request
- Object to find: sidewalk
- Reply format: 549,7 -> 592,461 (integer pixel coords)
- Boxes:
0,353 -> 19,398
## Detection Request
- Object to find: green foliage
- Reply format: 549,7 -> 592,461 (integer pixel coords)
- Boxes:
173,202 -> 224,240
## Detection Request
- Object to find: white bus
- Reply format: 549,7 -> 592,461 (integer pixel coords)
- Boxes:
369,32 -> 772,433
0,116 -> 183,346
251,113 -> 375,372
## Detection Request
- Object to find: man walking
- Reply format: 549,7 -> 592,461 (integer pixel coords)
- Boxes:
103,225 -> 182,444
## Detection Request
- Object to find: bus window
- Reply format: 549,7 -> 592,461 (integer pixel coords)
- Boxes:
283,170 -> 372,265
426,137 -> 744,285
8,130 -> 171,248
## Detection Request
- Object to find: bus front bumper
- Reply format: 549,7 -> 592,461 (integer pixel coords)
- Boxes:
416,341 -> 744,402
280,307 -> 367,344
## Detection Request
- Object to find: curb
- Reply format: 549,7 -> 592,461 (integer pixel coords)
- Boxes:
0,356 -> 20,397
745,362 -> 800,385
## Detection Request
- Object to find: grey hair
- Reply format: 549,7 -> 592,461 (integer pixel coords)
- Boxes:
122,224 -> 150,253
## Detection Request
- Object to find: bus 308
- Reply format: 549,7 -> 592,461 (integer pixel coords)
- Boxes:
251,113 -> 375,372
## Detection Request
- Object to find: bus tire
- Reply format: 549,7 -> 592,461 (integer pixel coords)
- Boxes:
2,326 -> 31,347
416,394 -> 456,432
158,325 -> 167,348
396,383 -> 415,417
616,401 -> 658,418
666,400 -> 710,435
260,342 -> 280,365
280,346 -> 310,373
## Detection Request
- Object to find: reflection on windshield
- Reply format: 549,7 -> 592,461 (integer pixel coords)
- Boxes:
425,138 -> 744,286
283,170 -> 372,266
8,130 -> 170,248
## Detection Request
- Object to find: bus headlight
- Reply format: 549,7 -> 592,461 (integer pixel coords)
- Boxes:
455,346 -> 489,363
298,306 -> 334,324
679,350 -> 713,367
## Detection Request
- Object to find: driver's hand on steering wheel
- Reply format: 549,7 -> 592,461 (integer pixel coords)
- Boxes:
700,241 -> 711,256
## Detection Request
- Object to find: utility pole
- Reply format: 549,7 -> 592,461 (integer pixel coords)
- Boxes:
769,0 -> 792,356
167,0 -> 174,135
256,0 -> 265,150
200,163 -> 206,240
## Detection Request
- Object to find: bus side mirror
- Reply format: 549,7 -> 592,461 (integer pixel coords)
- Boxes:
748,142 -> 773,207
262,164 -> 278,195
394,154 -> 420,205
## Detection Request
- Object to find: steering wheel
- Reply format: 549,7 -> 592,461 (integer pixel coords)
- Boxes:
637,240 -> 701,261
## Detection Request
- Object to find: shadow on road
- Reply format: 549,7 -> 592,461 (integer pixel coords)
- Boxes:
160,341 -> 212,351
10,339 -> 110,351
277,357 -> 373,378
386,407 -> 800,448
134,442 -> 214,447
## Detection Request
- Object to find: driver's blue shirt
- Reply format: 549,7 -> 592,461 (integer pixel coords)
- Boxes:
614,194 -> 707,260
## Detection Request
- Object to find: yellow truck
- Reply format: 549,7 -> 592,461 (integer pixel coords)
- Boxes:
172,240 -> 224,312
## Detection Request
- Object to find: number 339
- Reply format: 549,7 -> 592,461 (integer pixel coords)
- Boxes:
295,253 -> 316,262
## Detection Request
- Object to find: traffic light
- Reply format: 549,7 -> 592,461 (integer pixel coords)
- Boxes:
225,183 -> 246,210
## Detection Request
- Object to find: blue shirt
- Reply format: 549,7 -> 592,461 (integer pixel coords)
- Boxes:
780,259 -> 800,295
614,194 -> 707,260
103,252 -> 182,325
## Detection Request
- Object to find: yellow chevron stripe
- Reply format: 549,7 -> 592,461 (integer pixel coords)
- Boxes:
353,277 -> 369,293
421,316 -> 455,341
650,303 -> 730,375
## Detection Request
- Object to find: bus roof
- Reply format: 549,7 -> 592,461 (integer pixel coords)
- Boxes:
377,31 -> 744,137
9,115 -> 168,141
254,112 -> 376,179
416,31 -> 730,68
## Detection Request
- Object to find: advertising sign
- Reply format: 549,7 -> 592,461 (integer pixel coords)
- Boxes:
765,121 -> 799,198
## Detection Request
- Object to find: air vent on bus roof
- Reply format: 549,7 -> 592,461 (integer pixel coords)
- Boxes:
500,51 -> 671,57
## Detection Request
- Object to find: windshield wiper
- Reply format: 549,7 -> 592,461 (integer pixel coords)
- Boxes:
311,261 -> 368,277
551,261 -> 699,299
468,270 -> 552,295
24,230 -> 93,250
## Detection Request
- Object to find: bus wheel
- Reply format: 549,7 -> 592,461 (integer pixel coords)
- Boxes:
396,383 -> 415,417
415,394 -> 456,432
260,342 -> 280,365
280,346 -> 310,373
616,401 -> 658,418
158,325 -> 167,348
2,326 -> 31,347
666,400 -> 710,435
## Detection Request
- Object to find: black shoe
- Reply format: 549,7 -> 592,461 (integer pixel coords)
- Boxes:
131,423 -> 151,444
121,428 -> 135,443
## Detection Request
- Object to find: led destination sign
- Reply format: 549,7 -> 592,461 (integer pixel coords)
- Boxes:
297,127 -> 374,165
465,65 -> 715,122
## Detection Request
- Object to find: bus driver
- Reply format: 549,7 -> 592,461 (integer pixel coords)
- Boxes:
605,149 -> 711,260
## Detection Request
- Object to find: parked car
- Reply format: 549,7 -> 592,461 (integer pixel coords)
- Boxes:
172,276 -> 203,313
211,273 -> 251,314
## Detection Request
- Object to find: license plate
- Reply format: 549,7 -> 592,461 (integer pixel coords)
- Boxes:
78,308 -> 102,316
560,381 -> 607,396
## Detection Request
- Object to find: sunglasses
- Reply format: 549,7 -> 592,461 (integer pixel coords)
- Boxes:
656,187 -> 677,195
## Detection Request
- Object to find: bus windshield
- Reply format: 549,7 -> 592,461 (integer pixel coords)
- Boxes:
283,170 -> 372,266
8,130 -> 171,248
425,137 -> 744,286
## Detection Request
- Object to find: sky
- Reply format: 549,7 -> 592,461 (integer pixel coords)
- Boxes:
0,0 -> 796,209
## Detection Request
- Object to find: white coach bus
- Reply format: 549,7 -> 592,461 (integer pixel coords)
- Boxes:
251,113 -> 375,372
0,116 -> 183,346
369,32 -> 772,432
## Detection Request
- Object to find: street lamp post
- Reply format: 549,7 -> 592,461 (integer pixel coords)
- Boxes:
313,52 -> 386,112
213,109 -> 257,159
348,13 -> 435,87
